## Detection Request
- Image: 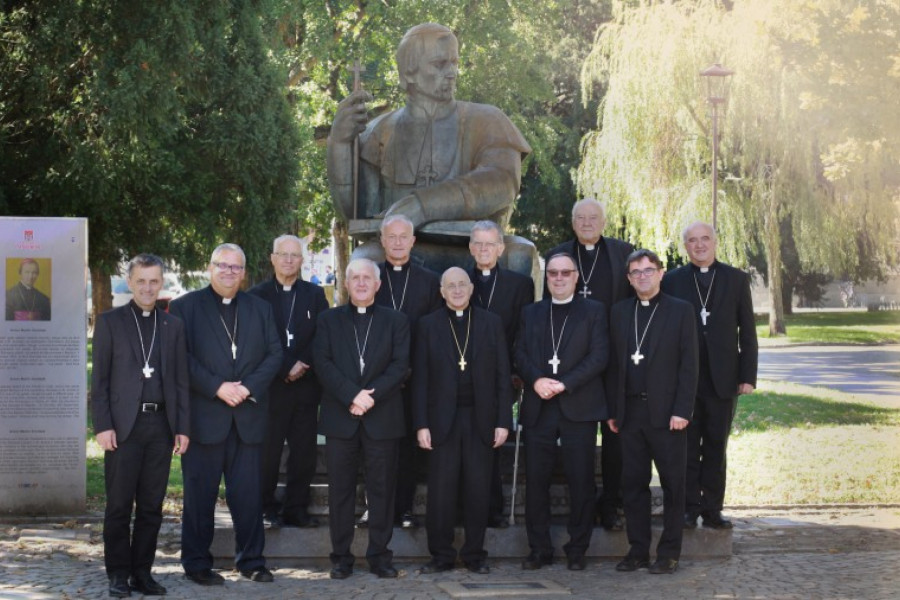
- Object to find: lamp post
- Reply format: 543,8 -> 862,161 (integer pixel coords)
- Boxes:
700,63 -> 734,230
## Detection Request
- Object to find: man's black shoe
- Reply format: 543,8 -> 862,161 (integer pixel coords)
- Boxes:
396,512 -> 419,529
488,515 -> 509,528
465,561 -> 490,574
355,510 -> 369,528
648,557 -> 679,574
129,573 -> 166,596
521,552 -> 553,570
615,556 -> 650,572
567,555 -> 587,571
283,513 -> 319,528
420,559 -> 454,574
329,564 -> 352,579
601,511 -> 624,531
184,569 -> 225,586
370,564 -> 399,578
683,512 -> 699,529
109,574 -> 131,598
263,513 -> 283,528
239,566 -> 274,582
701,511 -> 733,529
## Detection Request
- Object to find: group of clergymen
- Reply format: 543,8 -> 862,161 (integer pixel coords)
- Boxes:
91,197 -> 758,597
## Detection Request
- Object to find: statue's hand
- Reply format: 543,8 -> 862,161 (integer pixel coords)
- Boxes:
331,89 -> 373,143
383,195 -> 426,228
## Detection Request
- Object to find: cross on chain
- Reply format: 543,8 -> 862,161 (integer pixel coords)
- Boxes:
631,351 -> 644,365
285,329 -> 294,348
142,365 -> 154,379
548,354 -> 561,375
458,356 -> 467,371
700,307 -> 710,326
579,286 -> 592,299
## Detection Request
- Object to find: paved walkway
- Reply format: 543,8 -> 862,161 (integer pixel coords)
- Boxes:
2,507 -> 899,599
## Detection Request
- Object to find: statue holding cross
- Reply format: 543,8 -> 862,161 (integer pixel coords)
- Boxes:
327,23 -> 535,275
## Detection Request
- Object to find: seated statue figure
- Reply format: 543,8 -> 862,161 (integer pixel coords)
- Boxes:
328,22 -> 535,276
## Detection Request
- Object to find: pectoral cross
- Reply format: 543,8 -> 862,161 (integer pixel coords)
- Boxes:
700,307 -> 710,326
458,356 -> 467,371
579,286 -> 592,299
631,351 -> 644,365
418,165 -> 440,186
359,357 -> 365,373
142,365 -> 154,379
285,329 -> 294,348
548,353 -> 561,375
231,343 -> 237,360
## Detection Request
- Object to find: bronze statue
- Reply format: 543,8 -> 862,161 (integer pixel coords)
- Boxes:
328,23 -> 535,275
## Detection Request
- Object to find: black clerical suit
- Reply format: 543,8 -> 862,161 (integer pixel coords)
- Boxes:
92,303 -> 190,579
314,303 -> 410,569
544,236 -> 634,520
515,297 -> 609,561
606,293 -> 698,561
470,264 -> 534,522
412,306 -> 513,566
169,288 -> 282,574
375,261 -> 442,522
249,277 -> 329,523
661,261 -> 757,517
5,282 -> 51,320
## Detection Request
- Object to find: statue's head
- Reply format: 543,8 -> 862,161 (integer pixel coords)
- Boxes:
397,23 -> 459,103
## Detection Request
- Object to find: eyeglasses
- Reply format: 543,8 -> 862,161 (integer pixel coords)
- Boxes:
470,241 -> 500,249
546,269 -> 576,278
443,282 -> 472,292
212,262 -> 245,273
628,267 -> 659,278
273,252 -> 302,260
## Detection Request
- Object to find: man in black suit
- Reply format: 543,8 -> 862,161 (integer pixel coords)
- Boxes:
545,198 -> 634,531
314,258 -> 410,580
661,222 -> 757,530
468,220 -> 534,527
413,267 -> 512,575
169,243 -> 282,586
372,214 -> 441,529
249,234 -> 329,529
607,249 -> 698,575
516,253 -> 609,571
92,254 -> 190,598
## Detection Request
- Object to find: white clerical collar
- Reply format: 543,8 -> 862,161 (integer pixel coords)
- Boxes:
142,310 -> 152,317
455,309 -> 465,317
552,295 -> 574,305
585,244 -> 595,251
355,304 -> 373,314
222,297 -> 233,305
640,299 -> 650,306
283,284 -> 292,291
700,267 -> 709,273
481,268 -> 492,276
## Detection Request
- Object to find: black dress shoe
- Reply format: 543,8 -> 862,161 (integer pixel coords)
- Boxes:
683,512 -> 699,529
521,552 -> 553,570
263,513 -> 283,528
396,512 -> 419,529
282,513 -> 319,528
615,555 -> 650,572
184,569 -> 225,586
648,558 -> 679,574
465,561 -> 490,575
356,510 -> 369,528
329,564 -> 353,579
488,515 -> 509,528
240,566 -> 274,582
109,574 -> 131,598
370,564 -> 399,578
420,559 -> 454,574
701,511 -> 733,529
567,555 -> 587,571
600,512 -> 624,531
129,573 -> 166,596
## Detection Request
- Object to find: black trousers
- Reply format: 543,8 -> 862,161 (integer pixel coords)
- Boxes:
524,401 -> 597,558
103,411 -> 173,577
181,424 -> 265,573
261,378 -> 320,518
598,420 -> 623,515
394,387 -> 426,520
326,429 -> 398,568
620,397 -> 686,560
426,407 -> 493,565
685,394 -> 738,515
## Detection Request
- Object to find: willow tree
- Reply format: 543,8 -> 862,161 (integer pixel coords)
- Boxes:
578,0 -> 900,335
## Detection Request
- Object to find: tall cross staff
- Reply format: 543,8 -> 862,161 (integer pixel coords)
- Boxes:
351,59 -> 364,220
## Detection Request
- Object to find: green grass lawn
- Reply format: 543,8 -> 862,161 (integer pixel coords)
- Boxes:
756,310 -> 900,344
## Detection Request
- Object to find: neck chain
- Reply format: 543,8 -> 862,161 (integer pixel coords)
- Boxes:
17,285 -> 36,312
354,312 -> 374,374
276,280 -> 298,347
476,268 -> 498,309
219,309 -> 238,360
385,264 -> 411,311
693,269 -> 716,326
548,304 -> 570,375
576,242 -> 600,298
448,308 -> 471,372
631,300 -> 659,365
129,306 -> 158,378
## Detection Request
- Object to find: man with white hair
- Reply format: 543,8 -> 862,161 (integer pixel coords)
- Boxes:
314,258 -> 410,580
545,198 -> 634,531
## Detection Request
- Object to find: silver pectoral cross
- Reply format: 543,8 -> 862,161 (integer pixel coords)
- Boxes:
631,351 -> 644,365
548,353 -> 561,375
285,329 -> 294,348
700,307 -> 710,326
231,343 -> 237,360
458,356 -> 467,371
142,364 -> 154,379
359,357 -> 365,373
579,286 -> 592,298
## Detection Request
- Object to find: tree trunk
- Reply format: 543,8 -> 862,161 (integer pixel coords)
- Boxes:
765,187 -> 787,336
91,269 -> 113,333
332,219 -> 350,306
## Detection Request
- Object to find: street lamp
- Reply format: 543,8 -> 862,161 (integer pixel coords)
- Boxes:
700,63 -> 734,230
